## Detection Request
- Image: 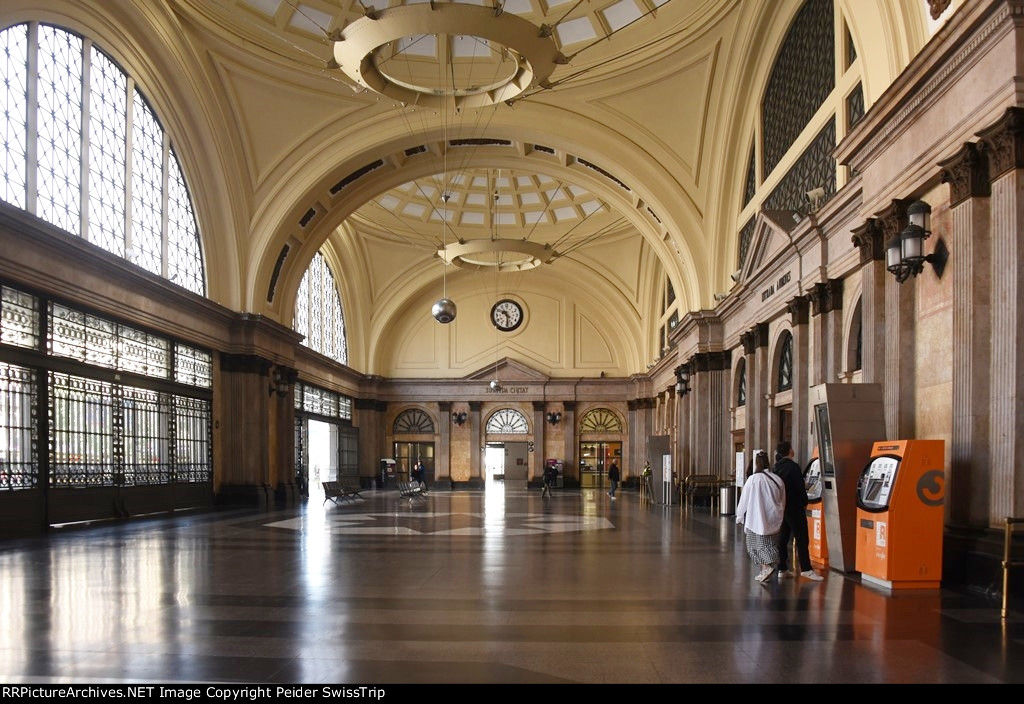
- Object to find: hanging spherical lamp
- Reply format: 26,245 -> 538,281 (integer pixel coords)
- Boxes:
432,297 -> 457,324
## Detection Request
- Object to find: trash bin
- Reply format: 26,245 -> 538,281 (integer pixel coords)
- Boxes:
719,483 -> 737,516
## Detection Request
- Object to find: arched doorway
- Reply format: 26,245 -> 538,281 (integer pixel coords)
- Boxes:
578,408 -> 623,490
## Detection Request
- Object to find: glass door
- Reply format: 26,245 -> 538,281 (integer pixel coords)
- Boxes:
578,441 -> 622,489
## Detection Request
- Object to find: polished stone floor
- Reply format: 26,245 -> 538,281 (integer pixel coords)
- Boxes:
0,480 -> 1021,685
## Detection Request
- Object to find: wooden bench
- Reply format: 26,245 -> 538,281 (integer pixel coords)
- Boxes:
683,474 -> 721,510
398,480 -> 427,503
322,480 -> 363,505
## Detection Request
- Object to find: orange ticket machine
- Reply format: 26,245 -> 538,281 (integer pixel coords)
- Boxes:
855,440 -> 945,590
805,447 -> 828,568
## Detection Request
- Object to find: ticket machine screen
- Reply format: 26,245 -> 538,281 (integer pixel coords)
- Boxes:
813,403 -> 835,477
804,458 -> 822,501
858,456 -> 899,511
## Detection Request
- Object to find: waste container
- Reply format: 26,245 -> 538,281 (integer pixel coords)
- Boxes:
719,483 -> 737,516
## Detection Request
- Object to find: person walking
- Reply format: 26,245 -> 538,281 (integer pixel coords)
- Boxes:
542,462 -> 558,498
772,441 -> 823,581
607,461 -> 620,500
735,451 -> 786,583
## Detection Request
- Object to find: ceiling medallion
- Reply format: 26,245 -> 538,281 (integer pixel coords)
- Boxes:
330,4 -> 566,109
438,238 -> 556,271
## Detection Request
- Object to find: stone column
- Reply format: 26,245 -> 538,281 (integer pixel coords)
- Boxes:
692,351 -> 731,477
749,323 -> 770,454
851,219 -> 887,382
437,400 -> 452,486
978,108 -> 1024,524
787,296 -> 811,458
532,401 -> 546,484
938,142 -> 992,527
219,354 -> 292,507
563,400 -> 577,486
876,199 -> 915,439
469,400 -> 483,488
740,329 -> 757,458
354,397 -> 386,488
809,280 -> 844,383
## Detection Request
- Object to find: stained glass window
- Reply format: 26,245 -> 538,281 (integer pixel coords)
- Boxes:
294,252 -> 347,365
0,23 -> 205,295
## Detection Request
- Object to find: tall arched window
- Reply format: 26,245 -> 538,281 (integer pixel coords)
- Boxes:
294,252 -> 347,365
777,331 -> 793,392
0,23 -> 205,295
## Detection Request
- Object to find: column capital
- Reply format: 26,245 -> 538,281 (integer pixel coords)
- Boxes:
562,401 -> 577,412
977,107 -> 1024,181
873,198 -> 910,249
939,142 -> 990,207
809,279 -> 843,316
532,400 -> 547,412
786,296 -> 810,326
469,401 -> 483,412
850,218 -> 885,265
741,323 -> 769,354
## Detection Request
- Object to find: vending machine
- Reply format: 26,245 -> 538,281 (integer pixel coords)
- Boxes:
810,383 -> 886,573
855,440 -> 945,590
805,447 -> 828,568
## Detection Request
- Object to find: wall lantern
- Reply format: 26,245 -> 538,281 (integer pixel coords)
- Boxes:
674,363 -> 691,396
546,411 -> 562,425
886,200 -> 948,284
452,411 -> 468,426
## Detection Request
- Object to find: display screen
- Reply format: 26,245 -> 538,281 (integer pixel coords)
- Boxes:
859,456 -> 899,510
814,403 -> 835,476
804,458 -> 822,501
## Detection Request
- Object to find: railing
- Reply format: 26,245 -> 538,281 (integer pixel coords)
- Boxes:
1002,517 -> 1024,619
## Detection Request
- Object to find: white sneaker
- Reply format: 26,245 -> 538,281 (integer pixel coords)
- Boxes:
755,566 -> 774,583
800,569 -> 824,582
777,570 -> 794,580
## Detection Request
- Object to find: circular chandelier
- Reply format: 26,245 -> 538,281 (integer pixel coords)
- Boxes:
331,3 -> 566,108
438,238 -> 557,271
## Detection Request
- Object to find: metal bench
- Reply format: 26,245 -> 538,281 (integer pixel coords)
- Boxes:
398,480 -> 427,503
322,480 -> 363,505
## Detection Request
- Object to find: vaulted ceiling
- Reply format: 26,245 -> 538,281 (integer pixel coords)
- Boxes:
13,0 -> 938,375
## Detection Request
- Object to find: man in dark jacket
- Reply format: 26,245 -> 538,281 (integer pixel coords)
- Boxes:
773,441 -> 824,581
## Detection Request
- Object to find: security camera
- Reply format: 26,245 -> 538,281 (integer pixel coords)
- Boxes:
713,292 -> 728,302
805,187 -> 826,210
730,269 -> 741,283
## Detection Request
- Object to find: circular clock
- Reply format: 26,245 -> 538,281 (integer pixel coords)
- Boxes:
490,299 -> 524,332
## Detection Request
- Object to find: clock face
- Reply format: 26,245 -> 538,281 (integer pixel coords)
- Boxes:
490,299 -> 524,331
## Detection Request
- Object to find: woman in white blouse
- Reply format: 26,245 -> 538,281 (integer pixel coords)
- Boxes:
735,451 -> 786,583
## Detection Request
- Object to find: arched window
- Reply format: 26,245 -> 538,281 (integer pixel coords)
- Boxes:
294,252 -> 347,365
0,23 -> 205,295
737,358 -> 747,407
393,409 -> 434,434
579,408 -> 622,433
777,331 -> 793,392
486,408 -> 529,434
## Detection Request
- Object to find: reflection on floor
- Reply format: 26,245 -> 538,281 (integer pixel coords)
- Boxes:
0,484 -> 1021,684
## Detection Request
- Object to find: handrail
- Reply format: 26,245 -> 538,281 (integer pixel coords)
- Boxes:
1002,517 -> 1024,619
